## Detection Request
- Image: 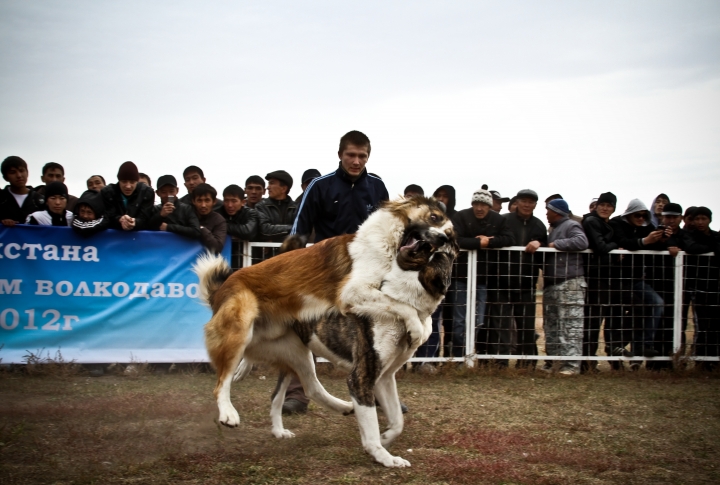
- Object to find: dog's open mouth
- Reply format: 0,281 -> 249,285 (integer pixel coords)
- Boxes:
400,233 -> 435,253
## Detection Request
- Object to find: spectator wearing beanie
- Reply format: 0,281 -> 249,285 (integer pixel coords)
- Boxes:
499,189 -> 547,367
1,155 -> 45,226
71,189 -> 109,237
148,175 -> 201,240
610,199 -> 667,361
540,199 -> 589,375
581,191 -> 623,372
687,206 -> 720,369
255,170 -> 297,243
451,188 -> 515,363
101,161 -> 155,231
26,181 -> 73,226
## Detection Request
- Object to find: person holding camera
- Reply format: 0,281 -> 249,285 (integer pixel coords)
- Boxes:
148,174 -> 201,239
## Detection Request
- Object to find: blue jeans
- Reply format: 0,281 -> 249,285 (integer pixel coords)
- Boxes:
450,280 -> 487,357
632,281 -> 664,352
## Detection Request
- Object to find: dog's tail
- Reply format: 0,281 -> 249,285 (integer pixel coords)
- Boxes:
192,251 -> 233,308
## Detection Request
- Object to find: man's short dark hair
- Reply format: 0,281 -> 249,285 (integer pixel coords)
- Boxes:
183,165 -> 204,179
223,184 -> 245,199
42,162 -> 64,176
404,184 -> 424,196
138,172 -> 152,186
192,183 -> 217,200
245,175 -> 265,188
2,156 -> 27,179
339,130 -> 371,155
88,174 -> 106,184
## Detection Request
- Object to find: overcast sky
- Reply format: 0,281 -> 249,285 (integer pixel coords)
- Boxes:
1,1 -> 718,217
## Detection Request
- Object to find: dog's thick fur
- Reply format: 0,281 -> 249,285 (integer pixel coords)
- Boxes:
194,196 -> 456,467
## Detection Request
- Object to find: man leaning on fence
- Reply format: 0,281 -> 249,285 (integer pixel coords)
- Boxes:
540,199 -> 589,375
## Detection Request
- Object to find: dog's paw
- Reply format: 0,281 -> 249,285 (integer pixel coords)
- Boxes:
377,454 -> 411,468
272,428 -> 295,439
218,405 -> 240,427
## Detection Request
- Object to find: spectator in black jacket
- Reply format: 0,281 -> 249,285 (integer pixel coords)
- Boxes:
1,156 -> 45,226
244,175 -> 266,209
101,161 -> 155,231
35,163 -> 78,211
499,189 -> 547,366
26,182 -> 72,226
180,166 -> 222,210
86,175 -> 106,191
256,170 -> 297,243
581,192 -> 621,372
610,199 -> 669,362
217,184 -> 258,241
72,189 -> 109,237
191,183 -> 227,254
452,188 -> 515,363
687,207 -> 719,370
148,175 -> 201,240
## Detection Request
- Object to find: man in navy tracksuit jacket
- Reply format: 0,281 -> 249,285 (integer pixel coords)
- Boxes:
284,131 -> 390,415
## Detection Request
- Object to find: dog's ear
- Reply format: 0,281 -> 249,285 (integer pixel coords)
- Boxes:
279,234 -> 308,254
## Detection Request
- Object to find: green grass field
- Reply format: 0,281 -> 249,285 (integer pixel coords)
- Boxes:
1,363 -> 719,484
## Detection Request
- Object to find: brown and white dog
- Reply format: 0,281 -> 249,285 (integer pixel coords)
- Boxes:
194,197 -> 457,467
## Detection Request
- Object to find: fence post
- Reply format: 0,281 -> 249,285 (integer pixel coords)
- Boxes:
242,241 -> 252,268
673,251 -> 685,356
465,250 -> 477,367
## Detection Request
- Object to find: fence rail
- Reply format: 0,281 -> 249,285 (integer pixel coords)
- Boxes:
231,241 -> 719,368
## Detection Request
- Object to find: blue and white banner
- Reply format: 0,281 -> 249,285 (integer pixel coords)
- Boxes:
0,225 -> 231,364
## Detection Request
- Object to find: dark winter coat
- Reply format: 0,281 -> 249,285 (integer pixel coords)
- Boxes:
71,190 -> 110,237
148,202 -> 201,240
100,183 -> 155,231
216,206 -> 258,241
0,186 -> 45,223
256,196 -> 298,243
197,211 -> 227,254
499,211 -> 548,291
452,208 -> 515,283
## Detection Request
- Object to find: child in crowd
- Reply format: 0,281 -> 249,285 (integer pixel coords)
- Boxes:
71,189 -> 109,237
26,181 -> 73,226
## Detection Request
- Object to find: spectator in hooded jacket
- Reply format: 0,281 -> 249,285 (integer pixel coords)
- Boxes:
71,189 -> 109,237
581,192 -> 621,372
148,175 -> 201,240
610,199 -> 669,362
216,184 -> 258,241
540,199 -> 589,375
452,188 -> 515,363
687,207 -> 719,370
191,183 -> 227,254
26,181 -> 73,226
650,193 -> 670,227
1,156 -> 45,226
499,189 -> 547,367
35,163 -> 78,211
101,161 -> 155,231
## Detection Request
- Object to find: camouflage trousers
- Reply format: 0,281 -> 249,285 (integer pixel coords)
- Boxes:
543,277 -> 587,372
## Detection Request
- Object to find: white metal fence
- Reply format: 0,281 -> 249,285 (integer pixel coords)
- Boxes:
232,241 -> 719,368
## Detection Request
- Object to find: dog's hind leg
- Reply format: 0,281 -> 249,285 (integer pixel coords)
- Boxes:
270,371 -> 295,439
292,348 -> 354,415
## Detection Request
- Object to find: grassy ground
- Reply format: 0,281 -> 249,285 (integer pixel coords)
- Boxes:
1,363 -> 719,485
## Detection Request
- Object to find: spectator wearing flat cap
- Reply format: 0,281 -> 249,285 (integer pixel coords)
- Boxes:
148,175 -> 201,240
581,192 -> 622,372
497,189 -> 547,367
101,161 -> 155,231
26,181 -> 73,226
540,199 -> 589,375
451,188 -> 515,361
255,170 -> 298,243
687,207 -> 720,369
489,189 -> 510,213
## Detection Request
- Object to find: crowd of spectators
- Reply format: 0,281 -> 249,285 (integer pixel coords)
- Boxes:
1,141 -> 718,376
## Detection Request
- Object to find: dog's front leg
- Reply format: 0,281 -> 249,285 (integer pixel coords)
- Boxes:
374,373 -> 404,447
270,371 -> 295,439
352,398 -> 411,468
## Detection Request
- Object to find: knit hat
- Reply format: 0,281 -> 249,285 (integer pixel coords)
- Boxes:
516,189 -> 538,201
156,175 -> 178,189
684,206 -> 698,218
117,161 -> 139,182
471,188 -> 493,207
661,203 -> 683,216
694,206 -> 712,222
547,198 -> 570,217
597,192 -> 617,208
301,169 -> 321,184
45,181 -> 68,199
265,170 -> 293,191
